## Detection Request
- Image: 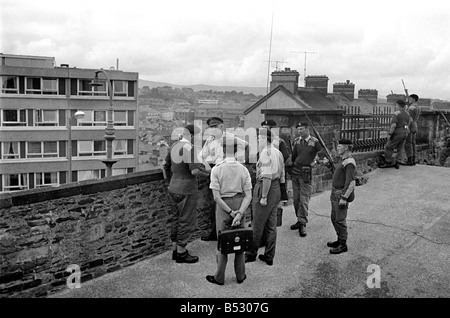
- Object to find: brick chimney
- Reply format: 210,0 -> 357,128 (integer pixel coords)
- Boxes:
305,75 -> 329,94
270,68 -> 299,94
333,80 -> 355,101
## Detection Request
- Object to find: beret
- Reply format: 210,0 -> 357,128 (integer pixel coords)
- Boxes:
396,100 -> 406,107
261,119 -> 277,127
409,94 -> 419,101
296,121 -> 309,128
206,117 -> 224,127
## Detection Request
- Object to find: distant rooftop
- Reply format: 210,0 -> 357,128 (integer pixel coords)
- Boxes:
1,53 -> 55,68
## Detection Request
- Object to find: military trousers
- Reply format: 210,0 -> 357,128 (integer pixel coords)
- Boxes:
168,191 -> 198,248
330,188 -> 348,243
385,133 -> 407,163
291,174 -> 313,225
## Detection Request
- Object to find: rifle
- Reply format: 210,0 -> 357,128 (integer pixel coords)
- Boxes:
402,79 -> 410,106
302,111 -> 336,173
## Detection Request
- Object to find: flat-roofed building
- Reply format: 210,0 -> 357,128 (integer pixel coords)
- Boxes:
0,53 -> 139,192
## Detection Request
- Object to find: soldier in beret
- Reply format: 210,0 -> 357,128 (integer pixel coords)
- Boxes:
163,125 -> 210,263
379,100 -> 411,168
327,139 -> 356,254
290,121 -> 327,237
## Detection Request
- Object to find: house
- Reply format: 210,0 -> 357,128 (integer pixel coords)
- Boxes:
244,68 -> 341,129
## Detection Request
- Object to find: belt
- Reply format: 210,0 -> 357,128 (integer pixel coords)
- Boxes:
256,178 -> 280,183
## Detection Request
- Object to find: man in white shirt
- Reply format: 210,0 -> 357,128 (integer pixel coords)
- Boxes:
245,129 -> 285,266
199,117 -> 248,241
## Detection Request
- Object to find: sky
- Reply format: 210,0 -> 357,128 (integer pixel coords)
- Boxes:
1,0 -> 450,100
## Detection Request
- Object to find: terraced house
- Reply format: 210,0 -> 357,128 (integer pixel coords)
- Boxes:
0,53 -> 139,193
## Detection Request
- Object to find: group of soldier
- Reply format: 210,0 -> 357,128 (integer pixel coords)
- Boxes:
163,115 -> 357,285
379,93 -> 450,168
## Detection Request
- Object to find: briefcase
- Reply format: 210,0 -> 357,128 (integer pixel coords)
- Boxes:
217,227 -> 253,254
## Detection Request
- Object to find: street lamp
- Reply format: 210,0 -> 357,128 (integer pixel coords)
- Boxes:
68,110 -> 85,182
90,70 -> 118,177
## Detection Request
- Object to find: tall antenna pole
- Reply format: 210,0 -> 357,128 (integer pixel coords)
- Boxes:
290,50 -> 317,83
265,1 -> 275,100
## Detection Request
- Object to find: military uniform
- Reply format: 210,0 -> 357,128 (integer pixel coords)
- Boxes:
163,132 -> 204,263
291,134 -> 323,233
328,139 -> 356,254
381,107 -> 411,168
404,96 -> 421,165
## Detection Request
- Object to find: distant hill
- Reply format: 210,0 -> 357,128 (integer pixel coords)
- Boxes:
139,79 -> 266,97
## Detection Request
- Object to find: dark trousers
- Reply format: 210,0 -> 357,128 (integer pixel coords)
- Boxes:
206,187 -> 217,237
385,133 -> 407,163
291,174 -> 313,225
405,132 -> 417,161
330,188 -> 348,243
168,191 -> 198,247
247,179 -> 280,262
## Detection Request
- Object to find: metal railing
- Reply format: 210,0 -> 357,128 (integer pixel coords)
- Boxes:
339,105 -> 392,153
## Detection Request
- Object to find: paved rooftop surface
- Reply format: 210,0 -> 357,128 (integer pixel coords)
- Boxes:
49,164 -> 450,298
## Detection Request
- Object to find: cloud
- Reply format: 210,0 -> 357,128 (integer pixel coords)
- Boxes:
1,0 -> 449,100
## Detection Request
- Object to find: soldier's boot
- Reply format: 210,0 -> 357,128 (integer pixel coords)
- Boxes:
406,157 -> 414,166
330,240 -> 348,254
327,240 -> 340,248
379,161 -> 394,168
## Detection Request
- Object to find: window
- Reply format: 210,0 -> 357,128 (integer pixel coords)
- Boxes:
2,109 -> 27,126
26,77 -> 41,94
35,110 -> 58,126
114,111 -> 127,126
42,78 -> 58,95
3,174 -> 28,191
114,81 -> 127,96
27,141 -> 58,158
1,76 -> 18,94
77,110 -> 107,126
112,168 -> 127,176
78,140 -> 106,157
78,79 -> 107,96
113,139 -> 127,156
78,169 -> 101,181
2,142 -> 19,159
35,172 -> 58,188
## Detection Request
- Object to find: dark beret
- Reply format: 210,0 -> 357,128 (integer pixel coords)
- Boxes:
261,119 -> 277,127
296,121 -> 309,128
396,100 -> 406,107
338,139 -> 353,145
206,117 -> 224,127
409,94 -> 419,101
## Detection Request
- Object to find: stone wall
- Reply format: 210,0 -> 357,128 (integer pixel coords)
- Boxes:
0,171 -> 213,298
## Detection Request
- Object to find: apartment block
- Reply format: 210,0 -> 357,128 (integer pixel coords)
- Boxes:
0,53 -> 139,192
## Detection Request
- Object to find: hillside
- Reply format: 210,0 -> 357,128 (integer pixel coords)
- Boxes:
139,79 -> 266,97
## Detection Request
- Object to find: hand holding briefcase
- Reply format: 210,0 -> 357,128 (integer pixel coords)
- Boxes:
217,226 -> 253,254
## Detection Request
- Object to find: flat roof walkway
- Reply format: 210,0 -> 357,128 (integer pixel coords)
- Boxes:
49,165 -> 450,298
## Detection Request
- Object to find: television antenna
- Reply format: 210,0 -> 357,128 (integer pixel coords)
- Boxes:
290,50 -> 317,81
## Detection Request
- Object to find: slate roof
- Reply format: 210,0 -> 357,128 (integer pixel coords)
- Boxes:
244,85 -> 340,115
